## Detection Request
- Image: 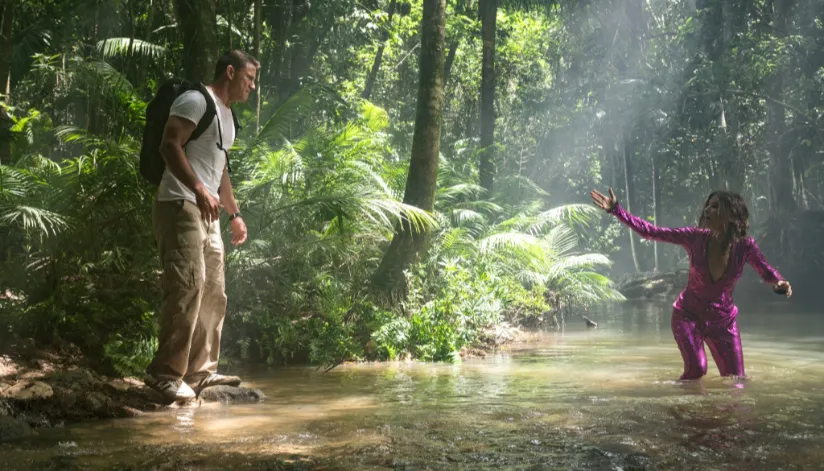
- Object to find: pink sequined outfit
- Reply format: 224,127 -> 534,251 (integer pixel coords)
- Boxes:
608,203 -> 783,379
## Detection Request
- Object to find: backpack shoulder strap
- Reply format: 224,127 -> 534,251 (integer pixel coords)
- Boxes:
187,83 -> 217,144
231,108 -> 241,134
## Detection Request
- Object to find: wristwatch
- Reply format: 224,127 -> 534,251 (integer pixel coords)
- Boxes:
228,212 -> 242,221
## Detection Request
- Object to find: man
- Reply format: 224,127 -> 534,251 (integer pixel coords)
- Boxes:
144,50 -> 259,401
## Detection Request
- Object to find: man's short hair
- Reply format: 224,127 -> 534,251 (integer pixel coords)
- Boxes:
214,50 -> 260,81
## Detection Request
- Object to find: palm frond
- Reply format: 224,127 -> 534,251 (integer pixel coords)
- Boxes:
359,101 -> 390,131
87,60 -> 135,96
546,253 -> 612,279
437,182 -> 487,202
542,225 -> 580,256
96,38 -> 169,59
450,208 -> 485,225
479,231 -> 541,254
0,166 -> 39,198
251,87 -> 315,151
528,203 -> 601,234
274,192 -> 439,234
0,205 -> 69,236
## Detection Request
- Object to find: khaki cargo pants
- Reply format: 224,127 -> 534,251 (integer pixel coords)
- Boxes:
147,199 -> 227,383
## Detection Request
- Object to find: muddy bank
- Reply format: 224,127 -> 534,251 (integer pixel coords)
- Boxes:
0,339 -> 264,442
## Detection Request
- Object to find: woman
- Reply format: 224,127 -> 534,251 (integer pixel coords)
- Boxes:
590,188 -> 792,380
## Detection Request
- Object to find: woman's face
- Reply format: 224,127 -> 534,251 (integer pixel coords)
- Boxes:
703,196 -> 727,233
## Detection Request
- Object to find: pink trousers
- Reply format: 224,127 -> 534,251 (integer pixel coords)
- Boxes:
671,311 -> 744,380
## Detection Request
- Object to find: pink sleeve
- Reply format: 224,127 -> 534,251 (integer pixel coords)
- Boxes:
745,238 -> 782,284
607,202 -> 697,247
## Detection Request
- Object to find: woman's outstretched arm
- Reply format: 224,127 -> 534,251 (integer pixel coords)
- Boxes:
591,188 -> 697,247
745,238 -> 792,296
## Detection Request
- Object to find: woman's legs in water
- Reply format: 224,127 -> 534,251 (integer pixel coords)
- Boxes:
671,311 -> 708,379
704,318 -> 745,377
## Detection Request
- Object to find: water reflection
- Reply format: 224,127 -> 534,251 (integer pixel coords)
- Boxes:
2,301 -> 824,470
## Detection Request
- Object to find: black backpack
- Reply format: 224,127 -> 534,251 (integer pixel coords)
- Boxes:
139,79 -> 240,186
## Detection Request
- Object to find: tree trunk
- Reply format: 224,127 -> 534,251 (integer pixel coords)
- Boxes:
266,0 -> 291,87
255,0 -> 262,134
767,0 -> 796,215
443,0 -> 475,85
362,0 -> 398,100
371,0 -> 447,299
623,132 -> 642,273
0,0 -> 13,164
479,0 -> 496,194
274,0 -> 315,103
174,0 -> 219,83
651,152 -> 661,273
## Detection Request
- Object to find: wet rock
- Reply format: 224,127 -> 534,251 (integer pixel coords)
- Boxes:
51,369 -> 96,389
0,356 -> 17,377
198,385 -> 265,404
83,391 -> 111,414
53,386 -> 78,410
18,411 -> 51,428
0,399 -> 12,416
105,378 -> 134,393
621,452 -> 653,471
0,415 -> 33,442
118,405 -> 145,418
2,380 -> 53,400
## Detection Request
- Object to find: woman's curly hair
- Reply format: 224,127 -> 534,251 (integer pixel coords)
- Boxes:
697,190 -> 750,244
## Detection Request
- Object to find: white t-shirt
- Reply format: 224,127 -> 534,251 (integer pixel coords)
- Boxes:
156,86 -> 235,203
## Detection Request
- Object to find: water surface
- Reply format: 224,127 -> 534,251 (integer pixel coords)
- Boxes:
3,300 -> 824,470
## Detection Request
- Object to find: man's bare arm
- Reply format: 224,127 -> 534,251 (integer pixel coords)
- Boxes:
159,116 -> 207,195
159,115 -> 220,221
220,159 -> 247,245
219,160 -> 240,215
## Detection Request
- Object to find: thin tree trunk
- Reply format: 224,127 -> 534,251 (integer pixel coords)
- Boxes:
443,0 -> 475,85
362,0 -> 398,100
479,0 -> 496,194
266,0 -> 291,90
0,0 -> 14,164
443,40 -> 458,85
279,0 -> 314,101
767,0 -> 796,215
174,0 -> 219,83
651,151 -> 661,273
623,132 -> 642,273
228,0 -> 232,50
255,0 -> 262,134
372,0 -> 447,299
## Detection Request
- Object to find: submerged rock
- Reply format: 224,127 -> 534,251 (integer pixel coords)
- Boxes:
618,270 -> 689,300
198,385 -> 265,404
0,416 -> 33,442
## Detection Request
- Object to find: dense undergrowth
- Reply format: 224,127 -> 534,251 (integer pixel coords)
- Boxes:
0,91 -> 622,376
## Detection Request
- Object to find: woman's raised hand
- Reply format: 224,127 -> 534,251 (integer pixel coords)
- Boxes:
590,187 -> 617,212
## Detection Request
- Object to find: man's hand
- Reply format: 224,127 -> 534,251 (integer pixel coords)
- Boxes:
195,185 -> 221,223
230,217 -> 247,246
